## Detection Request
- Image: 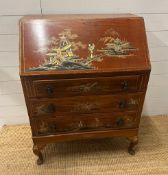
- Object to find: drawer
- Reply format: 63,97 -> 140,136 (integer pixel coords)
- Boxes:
32,112 -> 138,136
29,93 -> 143,117
32,75 -> 143,98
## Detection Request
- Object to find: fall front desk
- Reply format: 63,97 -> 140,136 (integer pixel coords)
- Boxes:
20,14 -> 151,164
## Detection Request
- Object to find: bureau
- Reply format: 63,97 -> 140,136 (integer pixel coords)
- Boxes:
19,14 -> 151,165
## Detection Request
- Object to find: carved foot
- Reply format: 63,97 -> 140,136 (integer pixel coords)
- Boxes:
128,144 -> 136,155
33,144 -> 46,165
127,136 -> 138,155
37,157 -> 43,165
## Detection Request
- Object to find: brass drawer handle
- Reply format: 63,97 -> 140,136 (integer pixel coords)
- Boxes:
48,124 -> 57,132
121,81 -> 128,91
116,118 -> 124,127
119,100 -> 127,109
46,86 -> 54,95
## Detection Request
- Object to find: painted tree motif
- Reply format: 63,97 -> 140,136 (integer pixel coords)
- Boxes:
28,28 -> 137,72
98,28 -> 137,56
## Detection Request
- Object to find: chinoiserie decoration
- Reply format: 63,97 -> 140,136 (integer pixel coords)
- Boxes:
28,28 -> 137,71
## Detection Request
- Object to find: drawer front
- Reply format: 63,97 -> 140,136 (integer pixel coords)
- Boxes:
33,75 -> 143,98
32,112 -> 138,136
30,93 -> 143,117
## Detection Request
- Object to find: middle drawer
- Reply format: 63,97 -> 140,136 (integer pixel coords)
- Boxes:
29,93 -> 143,117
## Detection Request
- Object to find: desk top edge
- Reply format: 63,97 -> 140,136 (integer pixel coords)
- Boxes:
19,14 -> 142,22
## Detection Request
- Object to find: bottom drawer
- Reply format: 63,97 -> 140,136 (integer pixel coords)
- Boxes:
31,112 -> 138,136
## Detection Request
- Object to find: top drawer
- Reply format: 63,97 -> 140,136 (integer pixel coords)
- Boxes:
29,75 -> 143,98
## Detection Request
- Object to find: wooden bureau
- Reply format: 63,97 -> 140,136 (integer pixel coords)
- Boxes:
19,14 -> 151,165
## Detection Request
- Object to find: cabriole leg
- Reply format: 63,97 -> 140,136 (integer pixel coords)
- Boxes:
127,136 -> 138,155
33,144 -> 46,165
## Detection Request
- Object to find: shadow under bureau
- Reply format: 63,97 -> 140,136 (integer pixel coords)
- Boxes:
19,14 -> 151,165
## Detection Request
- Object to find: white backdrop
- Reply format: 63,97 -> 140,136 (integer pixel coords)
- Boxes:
0,0 -> 168,125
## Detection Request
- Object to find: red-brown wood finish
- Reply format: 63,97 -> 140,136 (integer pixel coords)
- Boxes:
20,14 -> 151,165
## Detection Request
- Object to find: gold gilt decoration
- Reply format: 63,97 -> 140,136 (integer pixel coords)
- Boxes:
28,28 -> 137,71
71,102 -> 100,113
67,82 -> 100,93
